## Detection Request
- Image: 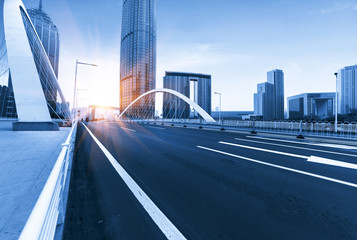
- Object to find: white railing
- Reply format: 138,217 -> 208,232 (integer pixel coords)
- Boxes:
0,117 -> 18,122
123,119 -> 357,139
19,120 -> 77,240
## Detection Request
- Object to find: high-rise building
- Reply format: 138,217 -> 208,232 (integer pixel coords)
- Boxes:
120,0 -> 157,118
254,69 -> 284,120
287,93 -> 335,120
267,69 -> 284,120
27,0 -> 60,77
254,82 -> 274,120
337,65 -> 357,114
163,72 -> 211,119
26,0 -> 62,118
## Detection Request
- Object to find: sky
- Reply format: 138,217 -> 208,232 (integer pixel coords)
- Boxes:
11,0 -> 357,110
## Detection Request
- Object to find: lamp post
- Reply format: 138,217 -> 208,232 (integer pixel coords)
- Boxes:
214,92 -> 222,124
73,59 -> 97,120
334,72 -> 338,133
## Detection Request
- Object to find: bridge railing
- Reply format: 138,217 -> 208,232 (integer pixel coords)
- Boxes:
19,120 -> 77,240
124,119 -> 357,139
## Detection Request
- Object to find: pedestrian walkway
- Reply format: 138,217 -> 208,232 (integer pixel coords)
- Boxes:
0,122 -> 70,239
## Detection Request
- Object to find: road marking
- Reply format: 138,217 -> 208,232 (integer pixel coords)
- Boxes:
120,126 -> 136,132
146,126 -> 166,130
307,156 -> 357,170
219,141 -> 308,159
197,146 -> 357,188
234,138 -> 357,158
247,136 -> 357,150
82,123 -> 186,240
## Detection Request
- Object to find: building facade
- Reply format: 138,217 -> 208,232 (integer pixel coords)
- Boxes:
287,93 -> 335,120
27,0 -> 59,77
120,0 -> 157,118
337,65 -> 357,114
163,72 -> 211,119
0,85 -> 17,118
267,69 -> 284,120
254,69 -> 284,120
254,82 -> 274,120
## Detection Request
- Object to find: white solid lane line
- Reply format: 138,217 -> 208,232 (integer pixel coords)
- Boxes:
247,136 -> 357,150
146,126 -> 166,130
197,146 -> 357,188
120,126 -> 136,132
234,138 -> 357,158
219,141 -> 308,159
307,156 -> 357,170
82,124 -> 187,240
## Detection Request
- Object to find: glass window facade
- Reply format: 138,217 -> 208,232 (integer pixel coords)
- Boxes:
337,65 -> 357,114
163,72 -> 211,119
120,0 -> 157,118
20,7 -> 69,119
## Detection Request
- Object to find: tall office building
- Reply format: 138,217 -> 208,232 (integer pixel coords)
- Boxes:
120,0 -> 157,118
337,65 -> 357,114
27,0 -> 60,77
267,69 -> 284,120
163,72 -> 211,119
254,82 -> 274,120
254,69 -> 285,120
26,0 -> 61,117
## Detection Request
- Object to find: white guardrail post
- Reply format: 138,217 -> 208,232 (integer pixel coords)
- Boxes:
19,120 -> 78,240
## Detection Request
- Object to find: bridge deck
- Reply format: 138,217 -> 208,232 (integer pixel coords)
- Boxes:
0,123 -> 70,240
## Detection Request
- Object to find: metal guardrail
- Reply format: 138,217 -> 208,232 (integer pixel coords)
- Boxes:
19,120 -> 77,240
0,117 -> 18,122
123,119 -> 357,139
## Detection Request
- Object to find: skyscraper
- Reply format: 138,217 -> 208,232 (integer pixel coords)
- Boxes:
27,0 -> 60,77
337,65 -> 357,114
267,69 -> 284,120
254,82 -> 274,120
254,69 -> 284,120
163,72 -> 211,119
120,0 -> 157,118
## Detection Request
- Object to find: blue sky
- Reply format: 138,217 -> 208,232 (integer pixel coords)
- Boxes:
17,0 -> 357,110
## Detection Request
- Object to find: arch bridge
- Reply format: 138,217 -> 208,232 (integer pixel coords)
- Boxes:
119,88 -> 216,123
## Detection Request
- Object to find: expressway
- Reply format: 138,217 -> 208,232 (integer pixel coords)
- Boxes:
63,121 -> 357,240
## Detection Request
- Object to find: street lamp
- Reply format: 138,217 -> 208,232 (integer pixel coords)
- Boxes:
73,59 -> 98,120
334,72 -> 338,133
214,92 -> 222,124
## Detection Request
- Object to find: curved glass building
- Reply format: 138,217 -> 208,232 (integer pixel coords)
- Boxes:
120,0 -> 157,118
27,0 -> 60,77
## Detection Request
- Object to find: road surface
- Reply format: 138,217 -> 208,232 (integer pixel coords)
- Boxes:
63,121 -> 357,240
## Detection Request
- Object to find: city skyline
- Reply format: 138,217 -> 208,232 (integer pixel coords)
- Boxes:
12,0 -> 357,111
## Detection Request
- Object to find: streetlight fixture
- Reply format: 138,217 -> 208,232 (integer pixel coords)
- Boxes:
334,72 -> 338,133
214,92 -> 222,124
73,59 -> 98,120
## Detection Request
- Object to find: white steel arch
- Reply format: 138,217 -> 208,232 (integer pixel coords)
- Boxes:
119,88 -> 216,123
3,0 -> 51,122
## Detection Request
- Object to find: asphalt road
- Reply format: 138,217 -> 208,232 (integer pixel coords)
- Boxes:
63,121 -> 357,240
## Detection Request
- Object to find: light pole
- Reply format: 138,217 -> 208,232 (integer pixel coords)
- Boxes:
334,72 -> 338,133
73,59 -> 98,120
214,92 -> 222,124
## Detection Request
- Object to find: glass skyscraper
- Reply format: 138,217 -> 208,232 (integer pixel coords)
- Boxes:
267,69 -> 284,120
27,0 -> 60,77
163,72 -> 211,119
337,65 -> 357,114
254,69 -> 284,120
120,0 -> 157,118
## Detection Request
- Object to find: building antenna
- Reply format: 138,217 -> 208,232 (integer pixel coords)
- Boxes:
39,0 -> 42,10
